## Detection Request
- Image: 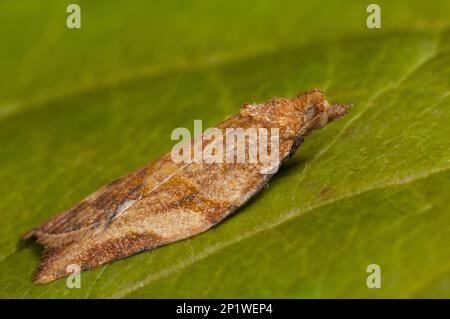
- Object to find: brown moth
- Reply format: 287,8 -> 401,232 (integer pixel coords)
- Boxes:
23,89 -> 351,283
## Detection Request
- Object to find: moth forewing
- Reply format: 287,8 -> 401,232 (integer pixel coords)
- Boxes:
24,89 -> 350,283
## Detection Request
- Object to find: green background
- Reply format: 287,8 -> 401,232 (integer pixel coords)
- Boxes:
0,0 -> 449,298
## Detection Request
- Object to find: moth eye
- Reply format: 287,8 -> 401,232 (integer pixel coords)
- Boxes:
316,113 -> 329,128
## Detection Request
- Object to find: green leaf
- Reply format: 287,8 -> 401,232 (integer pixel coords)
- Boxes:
1,0 -> 449,298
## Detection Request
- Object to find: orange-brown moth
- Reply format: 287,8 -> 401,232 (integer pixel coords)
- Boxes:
24,89 -> 351,283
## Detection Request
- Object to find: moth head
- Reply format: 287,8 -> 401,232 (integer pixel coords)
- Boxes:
305,101 -> 352,130
239,90 -> 351,132
294,89 -> 352,131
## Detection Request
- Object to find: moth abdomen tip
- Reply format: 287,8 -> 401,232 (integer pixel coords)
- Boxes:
22,229 -> 37,241
32,272 -> 52,284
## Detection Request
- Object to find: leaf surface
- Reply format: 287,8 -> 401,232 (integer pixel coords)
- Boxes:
0,0 -> 449,298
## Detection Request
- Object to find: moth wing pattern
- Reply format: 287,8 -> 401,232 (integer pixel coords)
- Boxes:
23,163 -> 150,247
24,89 -> 351,283
27,160 -> 271,283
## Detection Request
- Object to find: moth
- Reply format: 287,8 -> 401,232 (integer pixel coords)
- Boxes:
23,89 -> 351,283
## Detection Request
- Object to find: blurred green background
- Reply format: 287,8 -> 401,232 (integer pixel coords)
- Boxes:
0,0 -> 449,298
